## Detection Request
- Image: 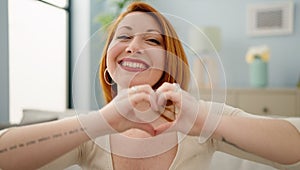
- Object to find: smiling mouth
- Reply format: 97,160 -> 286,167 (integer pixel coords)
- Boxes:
119,59 -> 150,72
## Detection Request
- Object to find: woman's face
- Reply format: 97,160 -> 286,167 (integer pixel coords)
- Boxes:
107,12 -> 165,89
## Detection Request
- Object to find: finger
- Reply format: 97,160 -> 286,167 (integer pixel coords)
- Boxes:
157,91 -> 181,108
161,106 -> 176,122
156,82 -> 181,94
129,84 -> 155,95
149,91 -> 159,112
156,83 -> 182,107
129,85 -> 157,109
155,82 -> 173,94
129,92 -> 163,123
115,92 -> 152,120
155,122 -> 175,135
130,92 -> 152,107
133,122 -> 156,136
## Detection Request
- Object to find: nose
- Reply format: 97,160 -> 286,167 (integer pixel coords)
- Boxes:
125,36 -> 143,54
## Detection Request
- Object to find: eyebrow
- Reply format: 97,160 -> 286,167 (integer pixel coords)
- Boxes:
118,26 -> 132,31
117,26 -> 162,34
146,29 -> 162,34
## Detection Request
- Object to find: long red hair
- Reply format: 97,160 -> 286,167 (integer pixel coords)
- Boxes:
99,2 -> 190,103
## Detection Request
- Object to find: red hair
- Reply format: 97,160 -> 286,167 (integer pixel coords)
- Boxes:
99,2 -> 190,103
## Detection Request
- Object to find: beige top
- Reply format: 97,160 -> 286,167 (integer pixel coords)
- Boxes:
1,105 -> 300,170
40,105 -> 300,170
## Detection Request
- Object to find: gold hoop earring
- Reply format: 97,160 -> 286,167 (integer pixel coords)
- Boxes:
104,68 -> 115,86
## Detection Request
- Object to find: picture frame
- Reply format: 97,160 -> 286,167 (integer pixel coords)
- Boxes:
247,1 -> 294,36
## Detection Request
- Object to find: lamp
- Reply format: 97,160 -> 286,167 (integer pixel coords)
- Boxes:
189,26 -> 222,88
189,26 -> 222,53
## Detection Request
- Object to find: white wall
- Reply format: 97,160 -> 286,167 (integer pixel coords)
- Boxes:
149,0 -> 300,88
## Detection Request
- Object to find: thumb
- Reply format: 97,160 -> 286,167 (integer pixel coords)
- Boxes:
155,122 -> 175,135
133,122 -> 156,136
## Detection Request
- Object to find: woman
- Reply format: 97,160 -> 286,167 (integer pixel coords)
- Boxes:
0,2 -> 299,170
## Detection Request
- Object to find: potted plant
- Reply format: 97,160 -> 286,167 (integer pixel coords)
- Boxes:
94,0 -> 141,30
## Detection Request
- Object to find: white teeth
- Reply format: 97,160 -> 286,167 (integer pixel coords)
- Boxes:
121,61 -> 147,69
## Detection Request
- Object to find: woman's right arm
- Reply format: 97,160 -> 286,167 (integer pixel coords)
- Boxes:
0,116 -> 91,170
0,85 -> 157,170
0,107 -> 127,170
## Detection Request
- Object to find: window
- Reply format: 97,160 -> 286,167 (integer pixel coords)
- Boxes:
9,0 -> 69,123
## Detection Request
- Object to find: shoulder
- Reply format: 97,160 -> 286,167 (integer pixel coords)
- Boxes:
81,137 -> 110,158
79,136 -> 113,169
171,134 -> 215,169
178,133 -> 215,154
200,100 -> 254,117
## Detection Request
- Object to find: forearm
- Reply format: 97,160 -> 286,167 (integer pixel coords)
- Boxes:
214,116 -> 300,165
0,110 -> 113,170
0,117 -> 89,169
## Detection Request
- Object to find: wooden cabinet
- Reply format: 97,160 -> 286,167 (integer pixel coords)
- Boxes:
197,88 -> 300,117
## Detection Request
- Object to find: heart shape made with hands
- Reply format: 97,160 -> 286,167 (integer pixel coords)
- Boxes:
134,99 -> 176,123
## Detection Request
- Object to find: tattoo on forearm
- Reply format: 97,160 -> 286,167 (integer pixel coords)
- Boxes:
221,136 -> 246,151
0,127 -> 85,154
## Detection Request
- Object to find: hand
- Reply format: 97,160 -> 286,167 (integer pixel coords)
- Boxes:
101,84 -> 160,136
154,82 -> 207,136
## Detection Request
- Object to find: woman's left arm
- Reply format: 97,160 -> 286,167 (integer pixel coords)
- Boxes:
213,108 -> 300,165
154,82 -> 300,165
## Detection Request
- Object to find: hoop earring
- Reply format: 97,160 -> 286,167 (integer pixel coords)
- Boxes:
104,68 -> 115,86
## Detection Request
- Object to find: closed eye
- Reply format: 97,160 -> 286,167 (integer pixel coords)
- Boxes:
116,35 -> 131,40
147,38 -> 161,45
